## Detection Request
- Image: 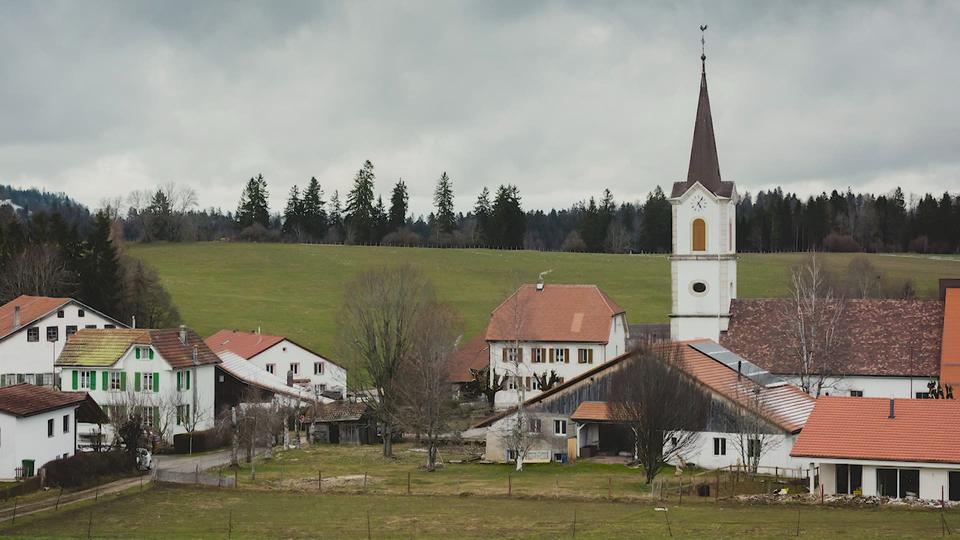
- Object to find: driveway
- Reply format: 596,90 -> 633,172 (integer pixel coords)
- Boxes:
154,449 -> 236,473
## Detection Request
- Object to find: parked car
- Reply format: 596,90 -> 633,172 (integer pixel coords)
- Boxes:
136,448 -> 153,471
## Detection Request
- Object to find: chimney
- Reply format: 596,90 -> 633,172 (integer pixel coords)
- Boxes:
131,315 -> 137,329
13,306 -> 21,329
192,345 -> 198,364
737,360 -> 742,380
888,398 -> 895,419
179,325 -> 187,345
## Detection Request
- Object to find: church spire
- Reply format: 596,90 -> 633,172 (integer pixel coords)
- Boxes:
686,25 -> 723,193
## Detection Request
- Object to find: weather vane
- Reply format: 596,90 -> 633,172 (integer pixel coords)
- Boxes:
700,24 -> 708,60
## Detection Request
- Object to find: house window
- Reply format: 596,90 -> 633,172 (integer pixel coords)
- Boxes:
849,390 -> 863,397
836,464 -> 863,495
78,309 -> 85,318
47,418 -> 54,437
79,371 -> 93,389
104,324 -> 115,329
176,404 -> 190,426
747,438 -> 761,458
62,414 -> 70,433
27,327 -> 39,342
527,418 -> 541,433
504,348 -> 521,363
507,449 -> 518,461
314,384 -> 326,394
314,362 -> 324,375
554,419 -> 567,436
46,326 -> 59,342
141,372 -> 155,393
507,377 -> 519,391
266,364 -> 275,374
916,392 -> 931,399
57,310 -> 65,318
523,377 -> 531,391
66,325 -> 78,338
554,348 -> 567,364
949,472 -> 960,502
85,324 -> 97,329
553,453 -> 566,463
713,437 -> 726,456
142,407 -> 158,429
290,363 -> 300,375
109,371 -> 123,391
532,348 -> 546,363
577,349 -> 593,364
877,468 -> 920,499
530,377 -> 541,390
692,218 -> 707,251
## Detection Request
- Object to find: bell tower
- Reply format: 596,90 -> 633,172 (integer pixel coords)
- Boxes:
669,27 -> 737,342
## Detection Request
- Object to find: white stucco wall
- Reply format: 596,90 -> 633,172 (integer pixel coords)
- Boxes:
490,341 -> 605,408
682,431 -> 807,471
816,461 -> 959,500
248,340 -> 347,397
0,407 -> 77,480
0,302 -> 119,386
484,411 -> 573,463
781,375 -> 935,399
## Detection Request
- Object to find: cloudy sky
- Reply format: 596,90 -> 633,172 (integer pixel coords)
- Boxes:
1,1 -> 958,216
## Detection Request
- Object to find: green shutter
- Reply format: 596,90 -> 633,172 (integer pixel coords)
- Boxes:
135,348 -> 141,359
120,372 -> 127,391
102,371 -> 108,390
134,372 -> 141,392
149,349 -> 154,360
176,372 -> 182,391
89,371 -> 96,390
71,370 -> 78,390
153,372 -> 159,392
186,371 -> 191,390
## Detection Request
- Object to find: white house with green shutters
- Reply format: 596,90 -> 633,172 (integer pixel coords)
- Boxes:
55,326 -> 220,446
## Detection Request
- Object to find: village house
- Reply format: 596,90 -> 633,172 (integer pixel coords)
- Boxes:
213,349 -> 319,413
0,383 -> 105,480
206,329 -> 347,399
485,283 -> 628,408
0,295 -> 124,388
476,340 -> 815,470
792,396 -> 960,501
446,334 -> 489,397
54,326 -> 220,446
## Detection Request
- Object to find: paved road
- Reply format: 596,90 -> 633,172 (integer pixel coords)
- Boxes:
0,475 -> 150,524
154,449 -> 236,473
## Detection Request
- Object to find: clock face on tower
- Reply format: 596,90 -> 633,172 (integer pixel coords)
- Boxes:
690,195 -> 706,212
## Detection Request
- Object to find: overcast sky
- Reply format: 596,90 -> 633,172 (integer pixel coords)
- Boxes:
1,1 -> 958,216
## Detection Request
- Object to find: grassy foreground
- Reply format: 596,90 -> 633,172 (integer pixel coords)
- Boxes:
3,484 -> 956,539
129,243 -> 957,365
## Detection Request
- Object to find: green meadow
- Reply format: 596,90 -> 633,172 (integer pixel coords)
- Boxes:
129,243 -> 957,368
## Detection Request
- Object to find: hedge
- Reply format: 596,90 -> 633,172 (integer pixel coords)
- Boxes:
43,451 -> 136,489
173,429 -> 229,454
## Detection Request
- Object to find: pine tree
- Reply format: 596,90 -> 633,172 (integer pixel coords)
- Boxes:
388,179 -> 409,232
79,212 -> 122,317
236,174 -> 270,228
282,185 -> 305,241
345,160 -> 376,244
473,187 -> 492,245
328,190 -> 344,242
490,184 -> 525,249
433,172 -> 456,235
302,177 -> 327,240
147,189 -> 173,241
373,196 -> 388,244
640,186 -> 671,253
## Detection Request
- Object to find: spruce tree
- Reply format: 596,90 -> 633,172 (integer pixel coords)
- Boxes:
345,160 -> 376,244
302,177 -> 327,240
433,172 -> 456,235
373,196 -> 388,244
491,184 -> 525,249
147,189 -> 173,241
328,190 -> 344,242
282,185 -> 305,241
388,179 -> 409,232
640,186 -> 671,253
473,187 -> 492,245
236,174 -> 270,228
79,211 -> 122,317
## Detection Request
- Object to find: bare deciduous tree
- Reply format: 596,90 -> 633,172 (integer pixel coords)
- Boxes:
608,344 -> 711,484
340,264 -> 434,457
0,244 -> 73,301
783,255 -> 846,397
464,365 -> 505,411
726,384 -> 781,474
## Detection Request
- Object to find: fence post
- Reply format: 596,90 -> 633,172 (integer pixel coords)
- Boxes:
87,509 -> 93,539
195,464 -> 199,485
508,474 -> 512,497
366,509 -> 372,540
407,472 -> 411,495
364,471 -> 368,492
228,510 -> 233,539
608,477 -> 612,499
12,498 -> 16,524
234,469 -> 238,488
318,470 -> 322,492
57,486 -> 64,510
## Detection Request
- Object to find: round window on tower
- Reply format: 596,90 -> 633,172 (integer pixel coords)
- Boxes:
690,281 -> 708,296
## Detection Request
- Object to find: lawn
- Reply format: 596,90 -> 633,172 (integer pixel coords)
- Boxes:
129,243 -> 958,371
3,484 -> 956,539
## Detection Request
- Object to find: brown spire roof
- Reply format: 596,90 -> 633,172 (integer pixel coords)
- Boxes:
671,61 -> 735,198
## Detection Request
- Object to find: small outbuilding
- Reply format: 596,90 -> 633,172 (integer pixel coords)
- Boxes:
792,396 -> 960,501
307,402 -> 376,445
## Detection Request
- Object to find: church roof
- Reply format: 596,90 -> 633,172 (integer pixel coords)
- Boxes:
671,59 -> 734,199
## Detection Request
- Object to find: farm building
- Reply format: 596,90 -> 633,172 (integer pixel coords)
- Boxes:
213,350 -> 318,413
307,401 -> 377,445
792,396 -> 960,501
446,333 -> 489,398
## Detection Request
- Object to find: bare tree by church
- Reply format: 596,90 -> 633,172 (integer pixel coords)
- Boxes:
782,255 -> 846,396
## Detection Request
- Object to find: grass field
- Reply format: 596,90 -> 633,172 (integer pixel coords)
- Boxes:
129,242 -> 958,368
3,484 -> 956,539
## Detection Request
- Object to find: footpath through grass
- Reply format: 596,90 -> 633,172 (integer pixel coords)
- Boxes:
3,483 -> 957,539
129,243 -> 957,372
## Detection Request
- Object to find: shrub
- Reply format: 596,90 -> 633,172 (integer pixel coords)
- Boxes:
43,451 -> 135,489
822,232 -> 861,252
238,224 -> 280,243
173,429 -> 229,454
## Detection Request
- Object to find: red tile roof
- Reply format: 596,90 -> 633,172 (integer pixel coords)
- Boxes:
0,383 -> 89,417
570,401 -> 613,422
721,298 -> 943,377
448,334 -> 489,384
150,328 -> 221,368
0,295 -> 70,340
205,330 -> 285,359
942,288 -> 960,386
56,327 -> 220,368
791,396 -> 960,464
485,284 -> 625,343
476,340 -> 814,433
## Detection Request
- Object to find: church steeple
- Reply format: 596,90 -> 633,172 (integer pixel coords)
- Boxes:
686,27 -> 723,194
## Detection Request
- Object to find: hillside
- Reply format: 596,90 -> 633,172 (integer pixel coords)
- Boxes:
129,243 -> 958,369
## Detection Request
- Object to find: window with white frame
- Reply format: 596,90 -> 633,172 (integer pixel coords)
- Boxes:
554,348 -> 567,363
265,364 -> 275,374
530,377 -> 541,390
577,348 -> 593,364
27,327 -> 39,342
507,376 -> 519,391
62,414 -> 70,433
109,371 -> 122,391
532,348 -> 546,363
713,437 -> 726,456
79,370 -> 93,389
505,347 -> 520,363
527,418 -> 541,433
313,362 -> 324,375
176,404 -> 191,426
747,438 -> 761,458
46,326 -> 59,342
57,309 -> 65,318
554,419 -> 567,436
47,418 -> 54,437
290,363 -> 300,375
141,372 -> 154,393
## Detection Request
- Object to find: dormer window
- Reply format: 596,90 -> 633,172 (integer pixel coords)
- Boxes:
134,346 -> 154,360
692,218 -> 706,251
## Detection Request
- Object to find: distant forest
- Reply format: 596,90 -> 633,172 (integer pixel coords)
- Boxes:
3,161 -> 960,254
